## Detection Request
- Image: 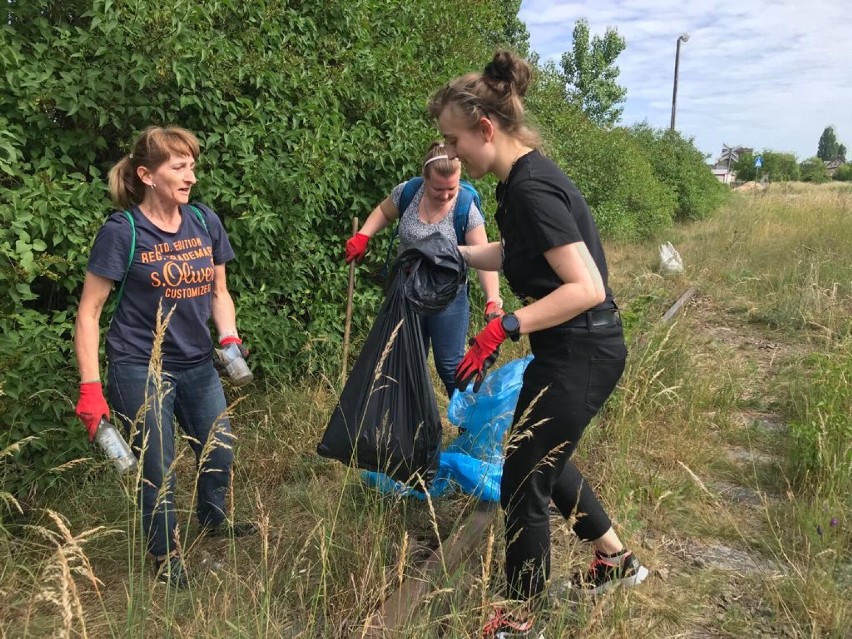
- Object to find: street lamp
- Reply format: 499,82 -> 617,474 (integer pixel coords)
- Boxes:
669,32 -> 690,131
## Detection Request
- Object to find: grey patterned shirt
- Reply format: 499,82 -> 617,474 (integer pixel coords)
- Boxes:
391,181 -> 484,253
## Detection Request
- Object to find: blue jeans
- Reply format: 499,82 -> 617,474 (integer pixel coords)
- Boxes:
419,288 -> 469,398
107,360 -> 233,557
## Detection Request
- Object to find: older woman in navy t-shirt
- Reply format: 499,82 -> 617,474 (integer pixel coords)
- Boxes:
74,126 -> 255,588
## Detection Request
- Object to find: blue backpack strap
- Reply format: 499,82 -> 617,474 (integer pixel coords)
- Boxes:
397,177 -> 424,218
111,210 -> 137,318
453,180 -> 481,246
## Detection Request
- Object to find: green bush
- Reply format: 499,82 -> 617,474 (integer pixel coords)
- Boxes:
832,163 -> 852,181
527,65 -> 677,240
0,0 -> 500,499
800,157 -> 831,183
630,123 -> 728,221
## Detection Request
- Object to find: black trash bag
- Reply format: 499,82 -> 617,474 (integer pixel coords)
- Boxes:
317,272 -> 441,486
392,231 -> 467,315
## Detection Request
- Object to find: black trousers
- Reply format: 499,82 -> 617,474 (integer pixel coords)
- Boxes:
501,322 -> 627,601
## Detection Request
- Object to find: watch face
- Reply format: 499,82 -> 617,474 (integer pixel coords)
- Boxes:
502,313 -> 520,335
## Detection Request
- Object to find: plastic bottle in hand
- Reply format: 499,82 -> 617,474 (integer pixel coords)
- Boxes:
216,342 -> 254,387
95,418 -> 137,475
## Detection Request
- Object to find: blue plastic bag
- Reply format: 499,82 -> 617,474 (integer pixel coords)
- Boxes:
362,356 -> 532,502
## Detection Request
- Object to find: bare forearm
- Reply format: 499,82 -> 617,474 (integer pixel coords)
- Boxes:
359,199 -> 396,237
515,283 -> 604,334
460,242 -> 502,271
212,290 -> 238,337
476,269 -> 501,303
74,316 -> 103,382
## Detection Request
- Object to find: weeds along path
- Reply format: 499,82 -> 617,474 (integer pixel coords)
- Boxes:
621,292 -> 814,638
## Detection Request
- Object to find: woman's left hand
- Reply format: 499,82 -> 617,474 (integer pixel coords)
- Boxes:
455,317 -> 507,392
484,300 -> 505,322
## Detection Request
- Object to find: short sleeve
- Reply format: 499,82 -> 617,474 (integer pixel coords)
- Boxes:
465,202 -> 485,231
389,181 -> 409,211
193,203 -> 235,264
87,213 -> 134,282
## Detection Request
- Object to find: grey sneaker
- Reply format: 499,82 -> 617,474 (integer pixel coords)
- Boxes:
154,554 -> 189,589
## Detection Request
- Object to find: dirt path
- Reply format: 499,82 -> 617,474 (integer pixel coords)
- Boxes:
652,294 -> 797,638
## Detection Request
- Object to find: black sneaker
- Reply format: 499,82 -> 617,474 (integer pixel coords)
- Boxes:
572,550 -> 649,595
203,520 -> 258,538
481,607 -> 544,639
154,555 -> 189,589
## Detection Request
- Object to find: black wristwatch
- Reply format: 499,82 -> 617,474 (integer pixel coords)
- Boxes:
501,313 -> 521,342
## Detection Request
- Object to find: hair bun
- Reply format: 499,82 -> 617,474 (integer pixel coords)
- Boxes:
483,50 -> 532,98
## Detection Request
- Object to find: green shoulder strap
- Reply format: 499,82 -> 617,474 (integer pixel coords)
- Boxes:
110,210 -> 137,318
111,205 -> 209,315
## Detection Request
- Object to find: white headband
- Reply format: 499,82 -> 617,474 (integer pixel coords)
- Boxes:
423,154 -> 450,169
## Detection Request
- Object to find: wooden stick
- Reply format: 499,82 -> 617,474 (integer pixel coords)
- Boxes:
341,216 -> 359,385
662,286 -> 698,324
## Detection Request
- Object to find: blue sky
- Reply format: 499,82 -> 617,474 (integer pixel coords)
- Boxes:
519,0 -> 852,162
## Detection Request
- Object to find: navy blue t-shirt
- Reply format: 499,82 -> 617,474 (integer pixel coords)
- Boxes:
87,203 -> 235,369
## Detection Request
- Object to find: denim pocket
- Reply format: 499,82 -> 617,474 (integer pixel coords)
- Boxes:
585,357 -> 626,411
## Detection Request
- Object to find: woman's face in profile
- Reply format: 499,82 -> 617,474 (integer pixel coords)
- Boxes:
438,105 -> 491,180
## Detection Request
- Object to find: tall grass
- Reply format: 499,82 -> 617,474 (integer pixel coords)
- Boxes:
2,183 -> 850,637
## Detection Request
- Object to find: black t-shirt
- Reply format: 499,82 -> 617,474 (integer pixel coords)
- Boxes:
87,203 -> 235,369
495,150 -> 614,315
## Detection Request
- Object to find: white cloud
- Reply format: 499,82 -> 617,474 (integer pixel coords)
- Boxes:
519,0 -> 852,160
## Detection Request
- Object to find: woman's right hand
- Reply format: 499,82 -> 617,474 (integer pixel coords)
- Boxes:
345,233 -> 370,264
76,382 -> 110,441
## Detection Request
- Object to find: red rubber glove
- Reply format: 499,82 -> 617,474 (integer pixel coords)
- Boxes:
455,317 -> 507,393
484,301 -> 505,322
76,382 -> 110,441
345,233 -> 370,264
219,335 -> 249,358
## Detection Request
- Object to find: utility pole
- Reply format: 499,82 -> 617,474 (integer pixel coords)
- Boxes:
670,33 -> 690,131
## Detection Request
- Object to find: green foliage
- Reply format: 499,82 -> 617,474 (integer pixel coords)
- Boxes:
816,125 -> 842,161
528,66 -> 676,240
732,151 -> 757,182
630,124 -> 729,221
800,157 -> 831,183
787,339 -> 852,500
761,151 -> 800,182
0,0 -> 500,498
832,163 -> 852,181
492,0 -> 531,56
734,150 -> 800,183
559,19 -> 627,127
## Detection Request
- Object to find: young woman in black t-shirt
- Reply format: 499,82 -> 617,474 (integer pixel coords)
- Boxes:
429,52 -> 648,635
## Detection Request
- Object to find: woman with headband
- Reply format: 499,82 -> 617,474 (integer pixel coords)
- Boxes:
345,142 -> 502,399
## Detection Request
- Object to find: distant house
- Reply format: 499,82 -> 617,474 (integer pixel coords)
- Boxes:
710,145 -> 753,184
711,166 -> 736,184
825,156 -> 846,177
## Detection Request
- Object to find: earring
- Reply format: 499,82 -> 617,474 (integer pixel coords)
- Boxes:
149,182 -> 157,189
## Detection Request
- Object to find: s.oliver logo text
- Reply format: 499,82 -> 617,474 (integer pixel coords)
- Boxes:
151,262 -> 215,287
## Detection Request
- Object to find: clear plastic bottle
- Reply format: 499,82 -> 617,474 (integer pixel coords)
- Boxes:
94,418 -> 137,475
216,343 -> 254,387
